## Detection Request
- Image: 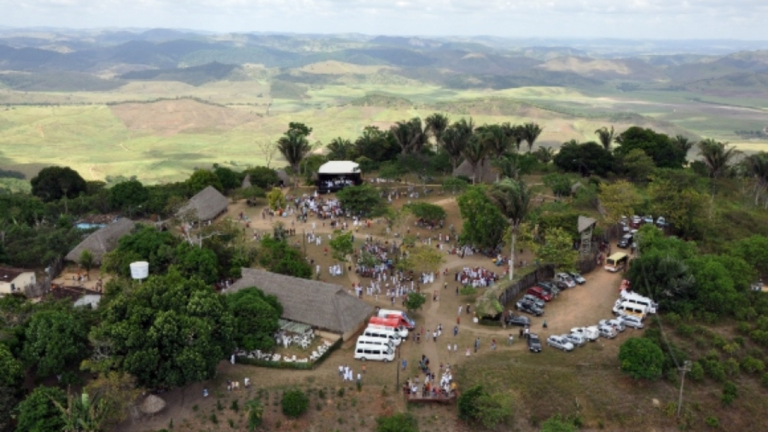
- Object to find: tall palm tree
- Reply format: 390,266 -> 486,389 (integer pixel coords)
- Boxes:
521,122 -> 543,153
488,178 -> 532,280
493,154 -> 520,180
326,137 -> 352,160
697,138 -> 740,179
441,126 -> 467,171
744,151 -> 768,206
425,113 -> 450,148
595,126 -> 616,151
672,135 -> 694,154
390,117 -> 427,155
277,128 -> 312,183
461,136 -> 488,184
477,124 -> 512,181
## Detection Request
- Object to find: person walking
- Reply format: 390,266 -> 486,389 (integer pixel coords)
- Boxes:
474,337 -> 480,353
453,325 -> 459,336
508,334 -> 514,345
402,359 -> 407,370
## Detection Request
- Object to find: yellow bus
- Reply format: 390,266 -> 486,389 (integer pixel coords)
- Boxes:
604,252 -> 628,272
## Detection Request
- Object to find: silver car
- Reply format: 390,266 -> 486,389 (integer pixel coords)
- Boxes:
599,318 -> 625,332
564,333 -> 586,347
598,324 -> 618,339
618,315 -> 644,329
547,335 -> 575,352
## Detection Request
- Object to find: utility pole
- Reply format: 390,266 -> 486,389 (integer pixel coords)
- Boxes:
677,360 -> 692,417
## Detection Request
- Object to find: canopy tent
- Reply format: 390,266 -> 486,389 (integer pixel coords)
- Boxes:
317,161 -> 362,194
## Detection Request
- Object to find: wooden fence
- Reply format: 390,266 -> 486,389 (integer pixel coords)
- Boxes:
497,264 -> 555,307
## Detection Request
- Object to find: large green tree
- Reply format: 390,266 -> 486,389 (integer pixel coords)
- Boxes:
329,230 -> 354,263
614,127 -> 686,169
94,269 -> 235,388
521,122 -> 543,153
186,169 -> 223,194
594,126 -> 616,151
488,178 -> 532,280
730,235 -> 768,279
390,117 -> 427,155
22,309 -> 89,378
457,186 -> 506,249
213,165 -> 244,192
0,344 -> 23,389
226,287 -> 282,352
336,184 -> 385,216
619,337 -> 664,380
534,227 -> 578,272
599,180 -> 642,239
697,138 -> 740,179
553,141 -> 614,176
460,136 -> 488,183
648,170 -> 709,238
108,179 -> 148,213
30,166 -> 87,202
16,386 -> 67,432
258,235 -> 312,279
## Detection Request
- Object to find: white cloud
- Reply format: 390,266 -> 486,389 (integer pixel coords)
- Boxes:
1,0 -> 767,39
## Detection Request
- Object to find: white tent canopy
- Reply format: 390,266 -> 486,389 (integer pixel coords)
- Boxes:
318,161 -> 360,175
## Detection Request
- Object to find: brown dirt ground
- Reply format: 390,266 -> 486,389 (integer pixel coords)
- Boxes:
117,188 -> 631,432
110,99 -> 260,136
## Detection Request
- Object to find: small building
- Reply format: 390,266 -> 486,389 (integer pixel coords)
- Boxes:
0,267 -> 36,296
177,186 -> 229,222
65,218 -> 136,265
316,161 -> 363,194
453,157 -> 496,184
226,268 -> 373,340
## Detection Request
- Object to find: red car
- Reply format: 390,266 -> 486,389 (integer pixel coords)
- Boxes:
527,286 -> 553,302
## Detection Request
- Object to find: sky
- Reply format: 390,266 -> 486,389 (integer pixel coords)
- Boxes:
1,0 -> 768,40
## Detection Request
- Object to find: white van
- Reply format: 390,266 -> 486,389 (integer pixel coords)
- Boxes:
368,323 -> 408,339
613,301 -> 648,319
354,345 -> 395,362
356,336 -> 395,350
620,292 -> 657,314
362,327 -> 402,346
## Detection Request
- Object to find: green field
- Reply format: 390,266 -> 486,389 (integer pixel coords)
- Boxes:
1,69 -> 767,183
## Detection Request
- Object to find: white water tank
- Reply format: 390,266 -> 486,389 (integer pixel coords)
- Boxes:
130,261 -> 149,280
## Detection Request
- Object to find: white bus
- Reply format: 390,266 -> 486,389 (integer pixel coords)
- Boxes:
620,292 -> 657,314
356,336 -> 395,350
613,300 -> 648,319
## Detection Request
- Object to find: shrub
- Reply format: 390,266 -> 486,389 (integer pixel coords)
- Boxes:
281,389 -> 309,418
736,321 -> 752,334
724,358 -> 740,376
705,416 -> 720,428
689,361 -> 705,382
762,373 -> 768,388
375,413 -> 419,432
619,337 -> 664,380
741,356 -> 765,374
721,381 -> 738,406
457,385 -> 513,429
664,312 -> 681,327
539,414 -> 578,432
676,324 -> 694,338
702,359 -> 727,382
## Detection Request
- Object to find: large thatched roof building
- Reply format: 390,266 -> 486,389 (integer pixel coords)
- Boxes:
65,218 -> 135,264
226,268 -> 373,340
177,186 -> 229,222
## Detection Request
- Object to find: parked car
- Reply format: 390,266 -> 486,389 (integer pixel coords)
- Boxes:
643,215 -> 654,225
656,216 -> 668,227
571,326 -> 599,341
599,318 -> 626,332
537,281 -> 560,296
515,300 -> 544,317
547,335 -> 575,352
618,315 -> 644,329
527,333 -> 542,353
555,273 -> 576,288
630,215 -> 642,228
505,312 -> 531,327
564,333 -> 586,347
618,234 -> 633,248
568,271 -> 586,284
527,286 -> 553,302
522,294 -> 546,309
598,324 -> 618,339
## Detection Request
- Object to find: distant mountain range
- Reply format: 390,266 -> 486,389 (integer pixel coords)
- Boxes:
0,28 -> 767,93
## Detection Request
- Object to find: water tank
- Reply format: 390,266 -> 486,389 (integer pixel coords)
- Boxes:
130,261 -> 149,280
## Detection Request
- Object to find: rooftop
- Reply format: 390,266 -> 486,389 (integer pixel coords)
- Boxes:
0,267 -> 33,282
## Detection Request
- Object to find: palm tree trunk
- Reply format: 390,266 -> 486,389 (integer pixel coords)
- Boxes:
509,229 -> 516,281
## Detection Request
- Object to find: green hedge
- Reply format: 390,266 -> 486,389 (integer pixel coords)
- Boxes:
236,337 -> 343,370
478,319 -> 503,327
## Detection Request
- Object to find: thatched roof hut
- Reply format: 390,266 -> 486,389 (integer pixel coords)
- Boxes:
578,215 -> 597,233
177,186 -> 229,222
65,218 -> 135,264
453,157 -> 496,184
139,394 -> 166,415
226,268 -> 373,340
275,169 -> 291,186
